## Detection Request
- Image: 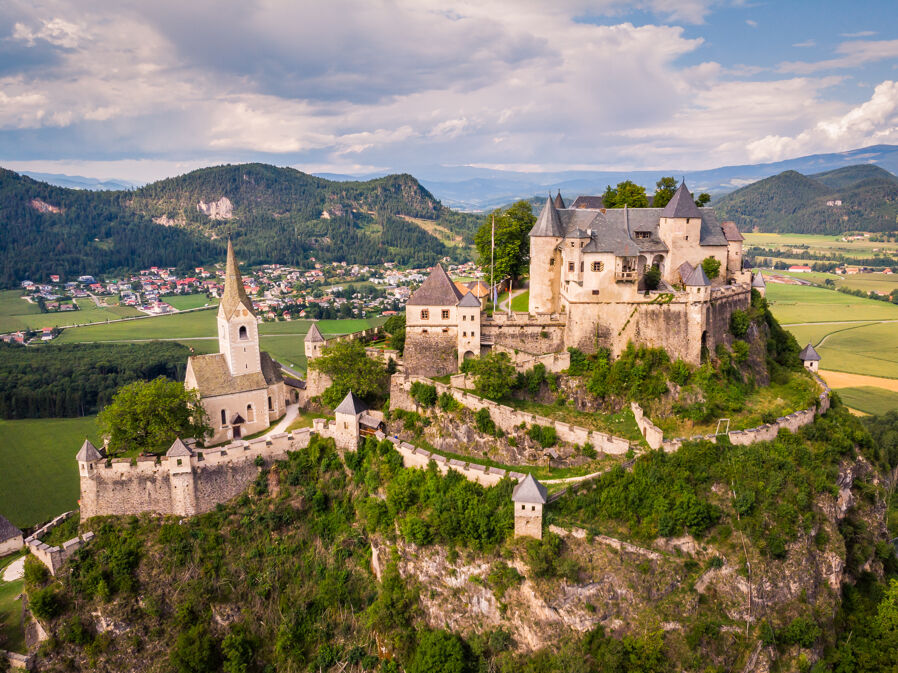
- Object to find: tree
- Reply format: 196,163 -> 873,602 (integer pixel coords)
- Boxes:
170,624 -> 221,673
98,377 -> 211,455
701,257 -> 721,280
384,314 -> 406,354
602,180 -> 649,208
474,201 -> 535,284
695,192 -> 711,207
643,266 -> 661,291
462,352 -> 517,400
652,177 -> 678,209
409,630 -> 471,673
308,339 -> 387,409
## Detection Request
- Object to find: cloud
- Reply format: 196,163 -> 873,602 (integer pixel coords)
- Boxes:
779,39 -> 898,74
792,40 -> 815,48
841,30 -> 876,38
745,19 -> 757,27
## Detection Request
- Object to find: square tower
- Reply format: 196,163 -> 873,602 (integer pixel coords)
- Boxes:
218,240 -> 262,376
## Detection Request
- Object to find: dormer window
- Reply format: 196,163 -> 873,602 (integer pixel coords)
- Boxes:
635,231 -> 650,239
238,325 -> 248,340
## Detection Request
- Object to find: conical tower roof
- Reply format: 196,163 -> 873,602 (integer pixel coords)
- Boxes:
219,240 -> 255,320
661,181 -> 702,219
76,439 -> 102,462
529,197 -> 565,238
305,323 -> 325,343
406,264 -> 465,306
751,272 -> 766,288
166,437 -> 194,457
512,473 -> 548,504
335,390 -> 368,415
685,264 -> 710,287
799,343 -> 821,361
553,190 -> 565,209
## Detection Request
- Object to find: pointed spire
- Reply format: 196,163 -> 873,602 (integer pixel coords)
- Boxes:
799,343 -> 821,362
76,439 -> 102,462
219,239 -> 255,320
661,181 -> 702,219
305,323 -> 325,343
512,473 -> 548,504
166,437 -> 193,458
752,272 -> 766,288
529,197 -> 565,238
553,190 -> 565,210
685,264 -> 710,287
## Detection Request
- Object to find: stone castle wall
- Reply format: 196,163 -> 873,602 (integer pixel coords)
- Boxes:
404,327 -> 458,377
25,511 -> 94,576
80,430 -> 313,520
390,374 -> 632,455
482,312 -> 566,354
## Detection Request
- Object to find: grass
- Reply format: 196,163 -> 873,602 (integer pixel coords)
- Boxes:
504,399 -> 646,444
745,232 -> 897,258
0,575 -> 26,653
286,410 -> 329,432
510,290 -> 530,312
806,321 -> 898,379
0,416 -> 99,528
766,283 -> 898,324
165,294 -> 217,310
836,386 -> 898,415
40,514 -> 80,546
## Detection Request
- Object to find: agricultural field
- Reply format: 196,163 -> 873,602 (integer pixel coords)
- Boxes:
836,387 -> 898,416
0,416 -> 99,528
745,232 -> 898,259
0,569 -> 25,654
765,283 -> 898,324
164,294 -> 218,310
0,290 -> 141,332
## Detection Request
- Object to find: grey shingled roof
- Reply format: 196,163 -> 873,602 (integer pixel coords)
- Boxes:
458,291 -> 481,308
685,265 -> 711,287
553,191 -> 565,209
406,264 -> 465,306
219,240 -> 255,320
0,514 -> 22,543
76,439 -> 102,462
529,198 -> 565,238
166,438 -> 193,457
799,343 -> 821,361
752,272 -> 766,288
512,473 -> 548,504
305,323 -> 325,343
335,390 -> 368,415
570,195 -> 605,209
187,350 -> 282,397
720,220 -> 744,242
678,262 -> 695,283
661,182 -> 703,219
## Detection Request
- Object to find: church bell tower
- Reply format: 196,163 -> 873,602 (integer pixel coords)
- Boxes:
217,240 -> 262,376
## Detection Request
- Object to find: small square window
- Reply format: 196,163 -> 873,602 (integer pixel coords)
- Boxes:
549,258 -> 555,266
592,261 -> 604,272
421,309 -> 429,320
441,309 -> 449,319
592,289 -> 600,295
568,262 -> 574,272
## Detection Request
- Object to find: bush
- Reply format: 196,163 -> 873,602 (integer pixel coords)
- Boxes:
409,630 -> 471,673
23,556 -> 49,588
170,624 -> 221,673
701,257 -> 721,280
474,408 -> 497,436
438,392 -> 460,412
465,352 -> 517,401
410,382 -> 438,407
29,586 -> 63,620
730,309 -> 750,338
485,562 -> 523,600
779,617 -> 821,648
525,533 -> 563,578
527,424 -> 558,448
643,266 -> 661,291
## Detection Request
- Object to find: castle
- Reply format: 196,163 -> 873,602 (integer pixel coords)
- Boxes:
184,240 -> 286,444
404,182 -> 759,376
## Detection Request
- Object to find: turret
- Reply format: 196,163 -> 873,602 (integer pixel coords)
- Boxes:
798,343 -> 821,372
334,391 -> 367,450
658,182 -> 703,283
76,439 -> 103,521
685,264 -> 711,301
752,271 -> 767,297
217,240 -> 261,376
304,323 -> 325,361
457,291 -> 481,365
528,197 -> 564,314
512,474 -> 548,539
167,438 -> 197,516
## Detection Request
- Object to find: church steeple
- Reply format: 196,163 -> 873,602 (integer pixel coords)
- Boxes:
220,239 -> 255,321
217,240 -> 261,376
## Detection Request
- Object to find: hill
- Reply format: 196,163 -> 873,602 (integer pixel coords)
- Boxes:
0,165 -> 479,287
714,164 -> 898,234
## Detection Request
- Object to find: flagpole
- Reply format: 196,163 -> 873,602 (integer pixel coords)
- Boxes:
490,214 -> 495,312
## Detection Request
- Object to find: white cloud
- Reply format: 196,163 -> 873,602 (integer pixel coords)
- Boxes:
745,19 -> 757,27
780,39 -> 898,74
841,30 -> 876,38
792,40 -> 815,48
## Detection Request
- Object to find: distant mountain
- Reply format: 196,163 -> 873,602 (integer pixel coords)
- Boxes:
20,172 -> 140,191
714,164 -> 898,234
0,164 -> 479,288
313,144 -> 898,211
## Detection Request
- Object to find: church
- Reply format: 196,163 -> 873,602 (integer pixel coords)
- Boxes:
185,241 -> 286,444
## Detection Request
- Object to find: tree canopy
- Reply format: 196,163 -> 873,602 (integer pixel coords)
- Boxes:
460,351 -> 517,400
652,177 -> 678,209
307,339 -> 387,409
474,201 -> 534,285
97,377 -> 210,455
602,180 -> 649,208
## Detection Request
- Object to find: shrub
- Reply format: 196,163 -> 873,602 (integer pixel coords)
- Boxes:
410,382 -> 438,407
779,617 -> 821,648
732,340 -> 750,364
23,556 -> 49,588
409,630 -> 471,673
730,309 -> 750,338
527,424 -> 558,448
643,266 -> 661,291
525,533 -> 563,578
485,562 -> 523,600
438,392 -> 460,412
170,624 -> 221,673
701,257 -> 721,279
29,586 -> 63,620
567,347 -> 591,376
474,408 -> 497,436
465,352 -> 517,400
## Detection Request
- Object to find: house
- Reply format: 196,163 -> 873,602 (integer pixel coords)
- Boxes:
0,514 -> 24,557
789,265 -> 812,273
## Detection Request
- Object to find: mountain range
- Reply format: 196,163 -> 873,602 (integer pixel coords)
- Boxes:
0,164 -> 479,288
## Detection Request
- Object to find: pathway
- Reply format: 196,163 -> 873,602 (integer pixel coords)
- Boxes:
498,288 -> 527,312
2,556 -> 25,582
265,402 -> 300,437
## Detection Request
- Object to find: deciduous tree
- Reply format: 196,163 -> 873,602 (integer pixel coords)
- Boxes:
474,201 -> 535,285
308,339 -> 387,409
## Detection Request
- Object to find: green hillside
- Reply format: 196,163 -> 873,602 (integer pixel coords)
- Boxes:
0,164 -> 480,288
715,164 -> 898,234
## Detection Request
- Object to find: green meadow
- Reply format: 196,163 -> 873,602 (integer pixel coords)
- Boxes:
165,294 -> 218,310
0,290 -> 142,332
836,387 -> 898,416
765,283 -> 898,324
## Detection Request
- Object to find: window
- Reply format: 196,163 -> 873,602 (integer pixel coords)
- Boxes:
635,231 -> 650,239
532,506 -> 536,511
441,309 -> 449,320
549,258 -> 555,266
592,290 -> 600,295
521,505 -> 525,510
246,404 -> 255,422
571,242 -> 575,247
268,396 -> 272,410
592,261 -> 604,272
580,262 -> 584,272
238,325 -> 248,340
568,262 -> 575,272
220,409 -> 227,426
461,314 -> 466,321
686,218 -> 691,224
420,309 -> 429,320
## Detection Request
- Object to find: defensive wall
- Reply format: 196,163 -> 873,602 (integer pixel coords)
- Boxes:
24,510 -> 94,576
390,374 -> 633,455
481,312 -> 566,354
631,374 -> 832,452
79,430 -> 313,520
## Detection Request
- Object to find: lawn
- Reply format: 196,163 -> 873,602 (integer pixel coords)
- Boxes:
766,283 -> 898,324
0,291 -> 144,332
55,308 -> 219,342
0,290 -> 42,332
505,399 -> 645,444
836,386 -> 898,416
0,416 -> 99,528
0,575 -> 26,654
165,294 -> 218,310
808,321 -> 898,379
511,290 -> 530,312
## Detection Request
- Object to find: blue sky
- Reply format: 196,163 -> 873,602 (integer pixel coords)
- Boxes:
1,0 -> 898,182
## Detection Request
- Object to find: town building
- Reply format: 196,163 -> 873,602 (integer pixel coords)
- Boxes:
0,514 -> 23,557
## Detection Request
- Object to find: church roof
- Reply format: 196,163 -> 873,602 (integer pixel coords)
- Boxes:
406,264 -> 465,306
458,291 -> 481,308
752,272 -> 766,288
512,473 -> 548,504
219,240 -> 255,321
166,438 -> 193,458
529,197 -> 565,238
720,220 -> 744,242
0,514 -> 21,544
660,182 -> 703,219
186,351 -> 282,397
685,265 -> 711,287
799,343 -> 821,361
553,190 -> 565,209
76,438 -> 102,462
305,323 -> 325,343
335,390 -> 368,415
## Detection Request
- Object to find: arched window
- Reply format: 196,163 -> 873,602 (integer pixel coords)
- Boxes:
220,409 -> 226,426
238,325 -> 248,340
246,404 -> 254,422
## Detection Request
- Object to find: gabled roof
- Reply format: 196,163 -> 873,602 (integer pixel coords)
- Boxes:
230,412 -> 246,425
305,323 -> 325,343
186,352 -> 277,396
720,221 -> 744,242
76,439 -> 102,462
799,343 -> 821,361
335,390 -> 368,415
219,240 -> 255,320
678,261 -> 695,283
458,291 -> 481,308
166,438 -> 193,458
0,514 -> 21,543
529,197 -> 565,238
553,190 -> 565,209
466,281 -> 490,298
752,272 -> 766,288
406,264 -> 465,306
512,473 -> 548,504
685,265 -> 711,287
570,195 -> 605,209
661,182 -> 703,219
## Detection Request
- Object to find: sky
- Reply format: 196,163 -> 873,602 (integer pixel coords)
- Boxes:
2,0 -> 898,183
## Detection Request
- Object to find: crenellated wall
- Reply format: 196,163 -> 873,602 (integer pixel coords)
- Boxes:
24,510 -> 94,575
481,312 -> 567,354
390,374 -> 633,455
79,430 -> 313,520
